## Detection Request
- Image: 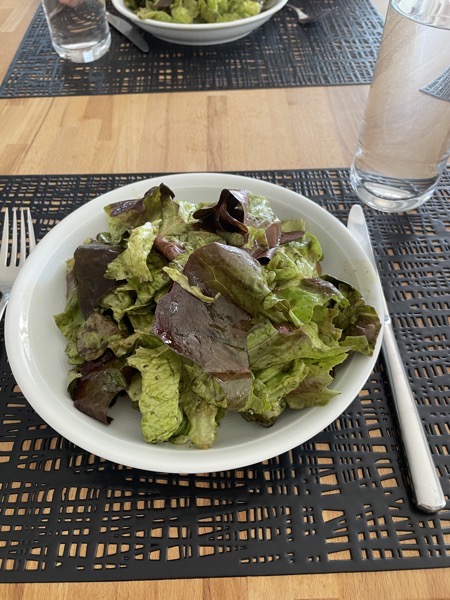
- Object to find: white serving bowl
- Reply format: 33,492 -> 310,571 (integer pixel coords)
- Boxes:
111,0 -> 287,45
5,173 -> 383,474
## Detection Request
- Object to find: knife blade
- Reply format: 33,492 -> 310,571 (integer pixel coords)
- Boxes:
347,204 -> 446,513
107,12 -> 149,53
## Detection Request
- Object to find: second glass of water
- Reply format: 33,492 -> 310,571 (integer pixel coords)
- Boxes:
41,0 -> 111,64
351,0 -> 450,213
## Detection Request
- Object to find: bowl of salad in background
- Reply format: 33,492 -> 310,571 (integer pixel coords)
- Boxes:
5,173 -> 383,474
111,0 -> 288,45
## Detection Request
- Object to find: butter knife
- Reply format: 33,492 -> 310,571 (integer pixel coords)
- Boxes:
107,12 -> 149,53
347,204 -> 446,513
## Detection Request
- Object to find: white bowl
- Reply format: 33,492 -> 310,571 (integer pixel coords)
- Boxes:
111,0 -> 287,45
5,173 -> 383,474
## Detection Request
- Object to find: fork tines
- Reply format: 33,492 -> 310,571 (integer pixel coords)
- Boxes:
0,208 -> 36,267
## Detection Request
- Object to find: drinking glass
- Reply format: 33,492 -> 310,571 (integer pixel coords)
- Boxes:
350,0 -> 450,213
41,0 -> 111,63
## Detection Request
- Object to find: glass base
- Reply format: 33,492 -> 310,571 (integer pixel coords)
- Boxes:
349,165 -> 437,213
52,32 -> 111,64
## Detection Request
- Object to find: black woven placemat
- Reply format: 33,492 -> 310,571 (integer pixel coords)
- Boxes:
1,168 -> 449,582
0,0 -> 383,98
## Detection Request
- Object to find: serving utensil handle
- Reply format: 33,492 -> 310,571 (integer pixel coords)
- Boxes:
382,321 -> 446,513
347,204 -> 446,513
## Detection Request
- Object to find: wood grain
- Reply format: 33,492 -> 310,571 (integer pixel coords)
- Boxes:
0,86 -> 372,175
1,568 -> 450,599
0,0 -> 39,82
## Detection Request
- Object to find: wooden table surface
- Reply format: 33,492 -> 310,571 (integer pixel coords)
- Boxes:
1,0 -> 449,598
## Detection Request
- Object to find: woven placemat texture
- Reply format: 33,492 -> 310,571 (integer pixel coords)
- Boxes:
0,168 -> 449,582
0,0 -> 383,98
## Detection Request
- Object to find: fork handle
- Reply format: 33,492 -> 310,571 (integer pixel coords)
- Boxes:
0,291 -> 9,324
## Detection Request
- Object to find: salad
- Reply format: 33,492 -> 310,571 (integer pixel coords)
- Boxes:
54,184 -> 381,450
124,0 -> 263,24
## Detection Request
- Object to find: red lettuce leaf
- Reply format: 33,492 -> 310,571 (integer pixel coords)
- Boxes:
192,188 -> 304,262
69,351 -> 134,425
193,188 -> 249,234
153,250 -> 253,409
153,235 -> 185,261
73,243 -> 123,318
174,242 -> 291,323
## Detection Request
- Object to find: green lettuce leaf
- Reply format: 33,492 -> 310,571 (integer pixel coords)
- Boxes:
247,320 -> 349,370
104,184 -> 199,244
265,233 -> 322,290
127,346 -> 183,444
75,310 -> 124,362
286,354 -> 349,409
178,363 -> 227,449
54,281 -> 84,343
100,287 -> 136,325
277,277 -> 346,325
241,359 -> 308,427
286,374 -> 337,409
105,221 -> 160,283
324,275 -> 382,355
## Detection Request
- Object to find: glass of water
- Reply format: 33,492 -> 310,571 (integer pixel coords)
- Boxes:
41,0 -> 111,63
350,0 -> 450,213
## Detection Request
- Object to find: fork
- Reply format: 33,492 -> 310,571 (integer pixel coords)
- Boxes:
0,208 -> 36,324
285,4 -> 332,24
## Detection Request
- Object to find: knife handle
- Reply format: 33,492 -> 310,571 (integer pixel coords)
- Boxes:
382,321 -> 446,513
